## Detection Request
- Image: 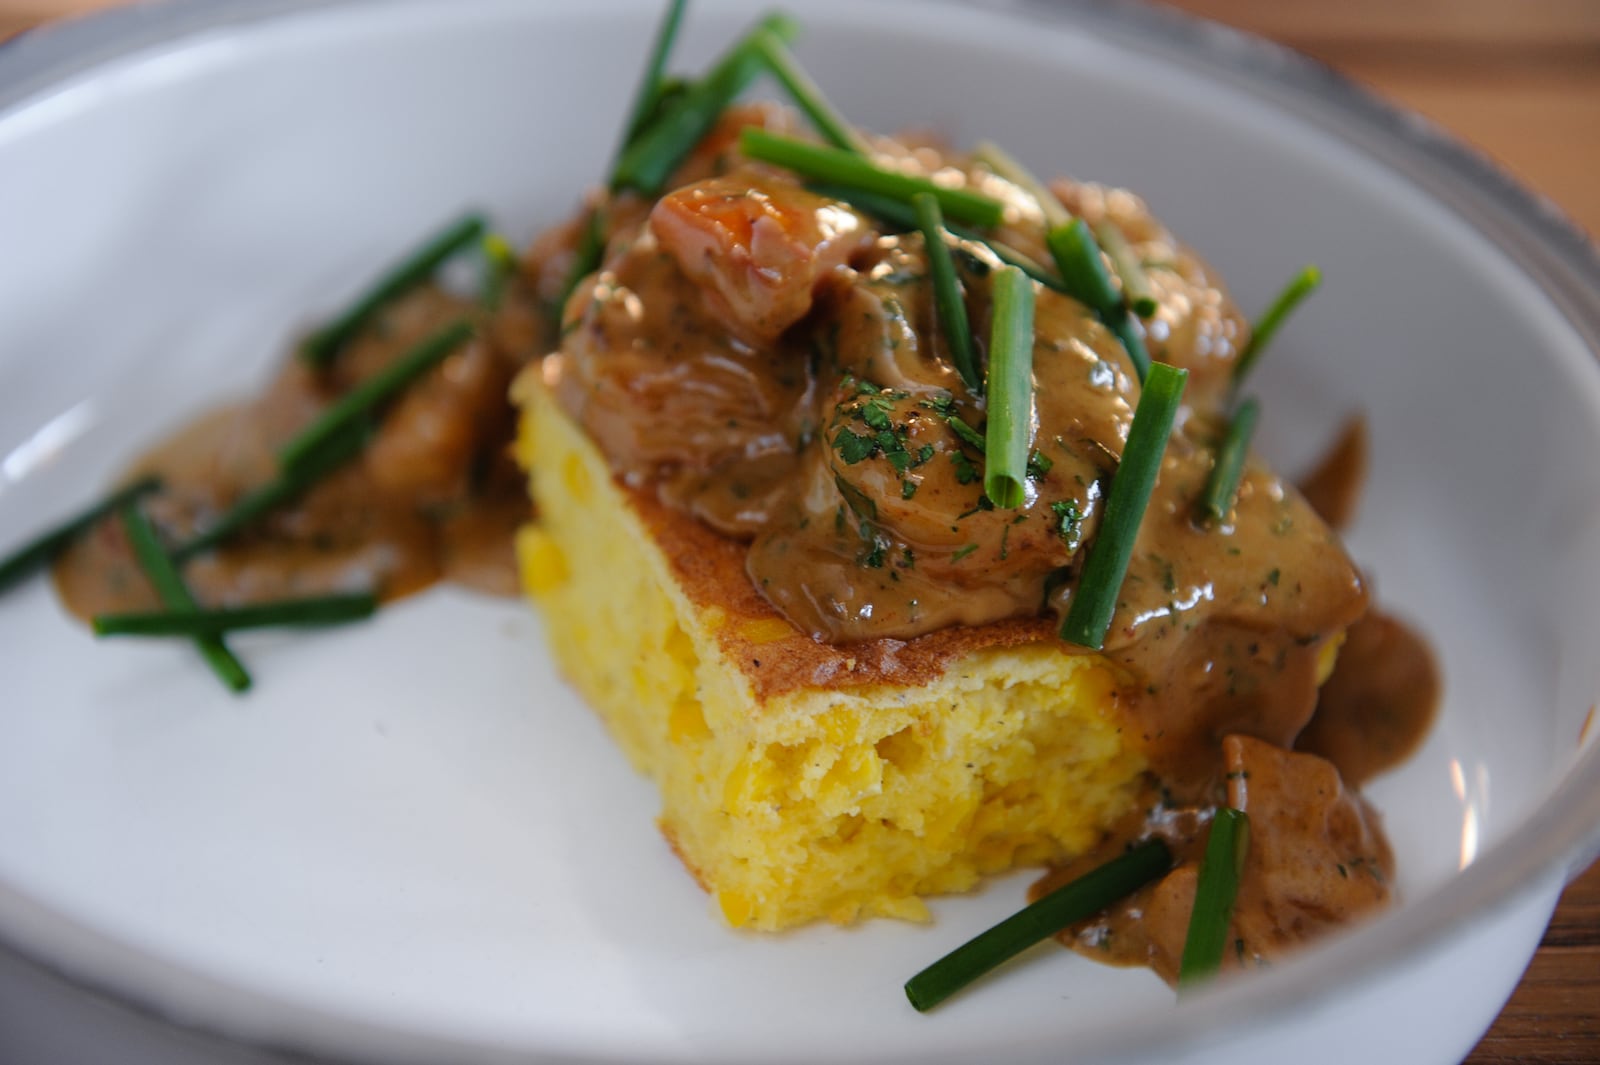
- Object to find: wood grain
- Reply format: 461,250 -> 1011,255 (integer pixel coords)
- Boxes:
1468,863 -> 1600,1063
1165,0 -> 1600,240
4,1 -> 1599,1062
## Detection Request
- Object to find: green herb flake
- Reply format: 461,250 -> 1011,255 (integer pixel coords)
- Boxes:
1051,499 -> 1084,547
834,427 -> 876,464
951,450 -> 980,485
955,496 -> 995,521
1027,449 -> 1054,480
863,536 -> 887,568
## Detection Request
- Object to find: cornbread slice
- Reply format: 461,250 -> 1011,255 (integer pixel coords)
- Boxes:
513,369 -> 1147,930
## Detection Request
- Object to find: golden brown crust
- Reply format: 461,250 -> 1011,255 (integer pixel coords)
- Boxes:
625,477 -> 1060,703
658,820 -> 711,893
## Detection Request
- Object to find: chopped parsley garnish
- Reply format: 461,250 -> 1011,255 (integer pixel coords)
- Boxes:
951,450 -> 980,485
834,427 -> 876,464
955,496 -> 995,521
1027,449 -> 1053,480
1051,499 -> 1084,547
1059,363 -> 1188,649
830,383 -> 936,499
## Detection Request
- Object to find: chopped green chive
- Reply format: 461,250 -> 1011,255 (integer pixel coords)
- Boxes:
645,76 -> 690,125
299,214 -> 486,369
974,237 -> 1062,292
1107,315 -> 1152,382
611,14 -> 799,195
93,592 -> 377,637
172,422 -> 368,562
1059,362 -> 1187,649
1178,807 -> 1251,988
741,129 -> 1006,228
180,320 -> 472,559
971,140 -> 1069,228
120,503 -> 251,693
280,319 -> 474,475
913,193 -> 980,396
810,183 -> 1059,288
1233,265 -> 1321,390
946,414 -> 986,452
0,475 -> 162,595
1095,219 -> 1157,318
1200,397 -> 1260,523
616,0 -> 689,152
751,34 -> 869,155
905,839 -> 1172,1011
1046,219 -> 1120,314
480,232 -> 517,311
1046,219 -> 1150,380
984,266 -> 1035,509
807,183 -> 915,230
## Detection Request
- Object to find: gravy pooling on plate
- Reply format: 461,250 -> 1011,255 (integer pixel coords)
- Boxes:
53,285 -> 545,622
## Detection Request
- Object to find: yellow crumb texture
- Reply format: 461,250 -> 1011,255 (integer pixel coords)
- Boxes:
514,372 -> 1147,931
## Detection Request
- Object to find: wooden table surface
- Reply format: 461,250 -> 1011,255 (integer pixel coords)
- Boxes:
3,1 -> 1598,1063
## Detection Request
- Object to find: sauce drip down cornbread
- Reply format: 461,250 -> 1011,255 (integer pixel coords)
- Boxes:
517,98 -> 1437,955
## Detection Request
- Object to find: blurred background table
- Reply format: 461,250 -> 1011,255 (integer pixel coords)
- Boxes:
2,0 -> 1597,1062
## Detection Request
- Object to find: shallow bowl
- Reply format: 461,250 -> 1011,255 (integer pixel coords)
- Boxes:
0,1 -> 1598,1063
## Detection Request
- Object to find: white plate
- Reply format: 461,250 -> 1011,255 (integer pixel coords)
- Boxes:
1,2 -> 1599,1063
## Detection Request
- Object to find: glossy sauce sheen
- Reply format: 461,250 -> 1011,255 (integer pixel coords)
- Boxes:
54,287 -> 541,619
547,113 -> 1438,980
555,129 -> 1371,790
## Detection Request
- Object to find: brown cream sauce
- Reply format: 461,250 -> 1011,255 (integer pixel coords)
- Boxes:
544,122 -> 1437,981
53,286 -> 543,620
1044,736 -> 1395,983
552,148 -> 1373,791
1296,609 -> 1440,788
